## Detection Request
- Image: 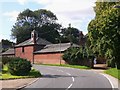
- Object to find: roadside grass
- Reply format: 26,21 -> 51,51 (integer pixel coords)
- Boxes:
105,68 -> 120,80
38,64 -> 91,69
0,65 -> 41,80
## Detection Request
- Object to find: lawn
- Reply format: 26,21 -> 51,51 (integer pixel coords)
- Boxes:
0,65 -> 41,80
38,64 -> 91,69
105,68 -> 120,80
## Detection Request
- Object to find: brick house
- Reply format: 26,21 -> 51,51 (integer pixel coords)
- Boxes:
14,30 -> 79,64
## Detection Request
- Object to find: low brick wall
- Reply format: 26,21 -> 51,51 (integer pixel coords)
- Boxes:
34,53 -> 66,64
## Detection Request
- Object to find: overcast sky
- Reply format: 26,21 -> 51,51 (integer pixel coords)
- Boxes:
0,0 -> 96,42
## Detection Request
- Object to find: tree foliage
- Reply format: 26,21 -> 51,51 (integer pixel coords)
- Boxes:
88,1 -> 120,69
8,57 -> 32,76
11,9 -> 81,44
62,47 -> 94,66
0,39 -> 15,52
60,27 -> 80,44
11,9 -> 61,44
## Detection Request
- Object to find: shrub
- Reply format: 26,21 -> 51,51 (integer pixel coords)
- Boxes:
107,58 -> 116,68
62,47 -> 80,64
2,57 -> 12,65
30,69 -> 42,77
8,57 -> 32,76
62,47 -> 89,65
116,61 -> 120,69
111,59 -> 116,68
106,59 -> 111,67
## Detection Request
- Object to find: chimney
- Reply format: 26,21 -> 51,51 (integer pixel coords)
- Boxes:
31,30 -> 37,44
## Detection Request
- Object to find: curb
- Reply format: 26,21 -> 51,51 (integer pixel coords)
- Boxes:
100,73 -> 119,90
88,69 -> 119,90
101,73 -> 114,89
16,78 -> 39,90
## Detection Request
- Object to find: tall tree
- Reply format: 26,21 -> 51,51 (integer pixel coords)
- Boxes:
88,1 -> 120,69
0,39 -> 15,52
11,9 -> 61,44
61,26 -> 80,44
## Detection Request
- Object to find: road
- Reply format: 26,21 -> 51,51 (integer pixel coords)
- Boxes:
22,65 -> 112,90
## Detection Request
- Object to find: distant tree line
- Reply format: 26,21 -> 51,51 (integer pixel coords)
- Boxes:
0,39 -> 15,52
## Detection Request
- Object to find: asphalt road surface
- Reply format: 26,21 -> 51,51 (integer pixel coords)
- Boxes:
22,65 -> 112,90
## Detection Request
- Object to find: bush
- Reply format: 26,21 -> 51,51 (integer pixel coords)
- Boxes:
30,69 -> 42,77
8,57 -> 32,76
107,58 -> 116,68
111,59 -> 116,68
62,47 -> 81,64
107,59 -> 111,67
116,61 -> 120,69
2,57 -> 12,65
62,47 -> 91,65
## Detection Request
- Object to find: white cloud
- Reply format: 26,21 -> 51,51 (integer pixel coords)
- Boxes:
33,0 -> 96,33
33,0 -> 51,4
2,0 -> 96,35
45,0 -> 95,12
17,0 -> 27,5
3,11 -> 20,22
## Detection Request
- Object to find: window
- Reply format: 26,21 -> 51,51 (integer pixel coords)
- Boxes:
22,47 -> 24,53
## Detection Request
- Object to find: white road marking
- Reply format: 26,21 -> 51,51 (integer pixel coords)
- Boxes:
72,77 -> 74,82
45,67 -> 75,90
65,72 -> 75,90
101,73 -> 114,89
66,83 -> 73,90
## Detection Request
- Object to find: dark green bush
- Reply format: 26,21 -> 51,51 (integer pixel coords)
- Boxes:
2,57 -> 12,65
30,69 -> 42,77
111,59 -> 116,68
116,61 -> 120,69
62,47 -> 80,64
8,57 -> 32,76
62,47 -> 89,65
107,58 -> 116,68
62,47 -> 94,67
106,59 -> 111,67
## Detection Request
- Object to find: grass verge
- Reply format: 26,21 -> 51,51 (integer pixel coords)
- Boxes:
38,64 -> 91,69
104,68 -> 120,80
0,65 -> 41,80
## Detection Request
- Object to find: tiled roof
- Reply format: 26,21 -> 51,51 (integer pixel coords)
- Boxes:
2,48 -> 15,55
15,37 -> 52,47
34,43 -> 79,53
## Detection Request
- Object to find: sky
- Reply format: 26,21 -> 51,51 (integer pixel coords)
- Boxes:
0,0 -> 97,42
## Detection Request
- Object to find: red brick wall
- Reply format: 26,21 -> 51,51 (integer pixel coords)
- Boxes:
15,46 -> 34,62
34,53 -> 66,64
15,45 -> 66,64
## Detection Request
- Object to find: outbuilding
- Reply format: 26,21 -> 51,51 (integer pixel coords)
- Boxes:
14,30 -> 79,64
